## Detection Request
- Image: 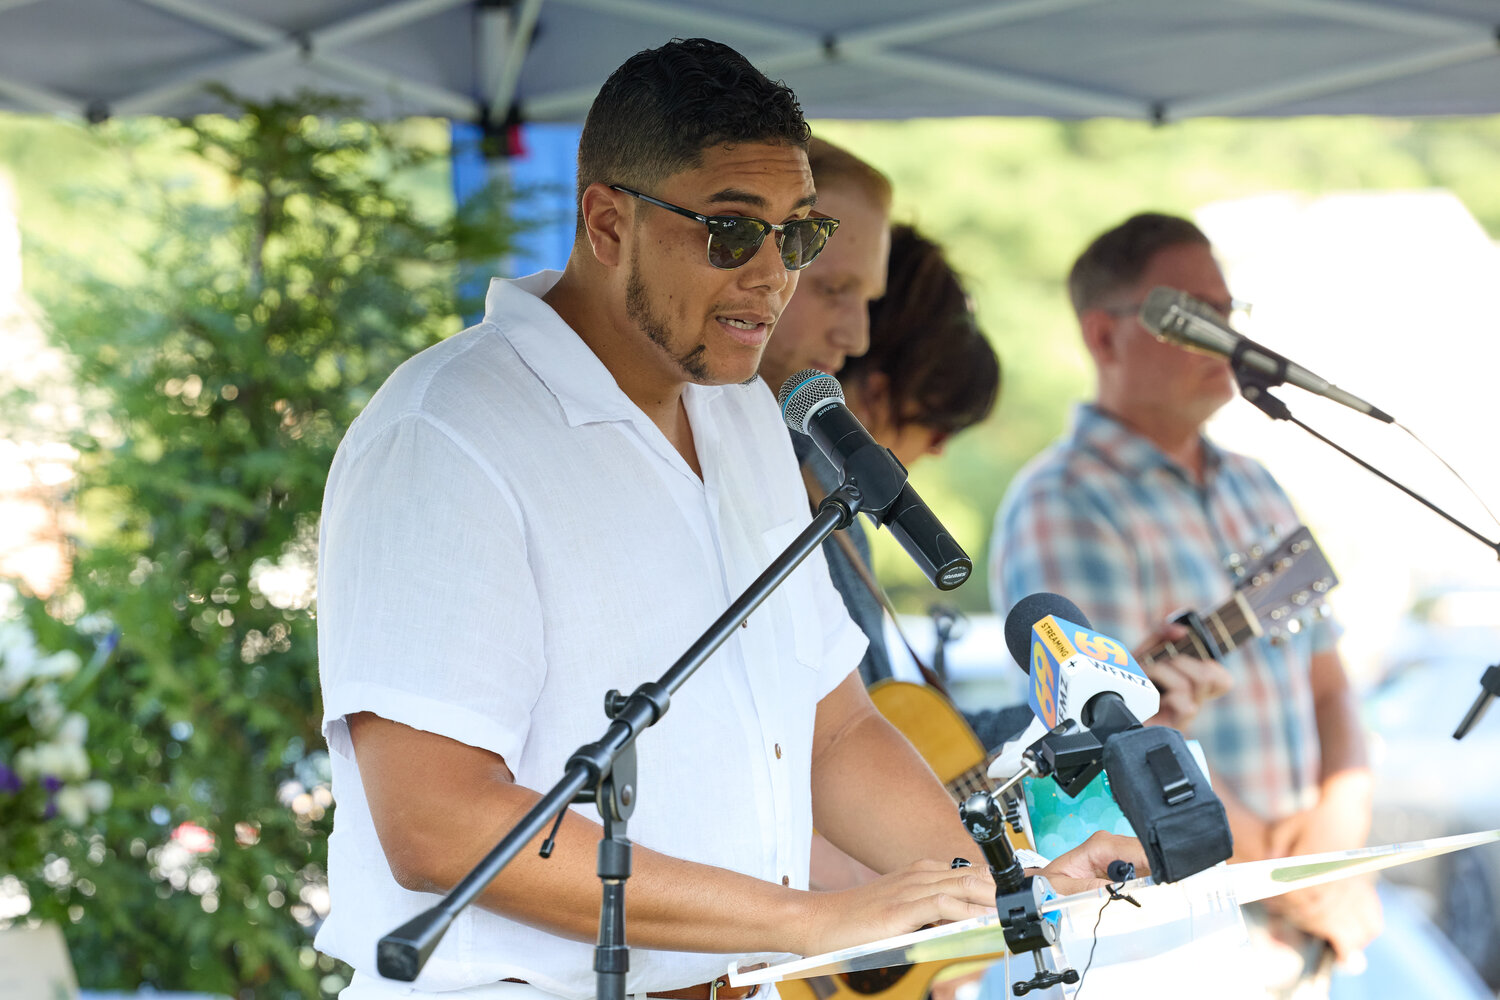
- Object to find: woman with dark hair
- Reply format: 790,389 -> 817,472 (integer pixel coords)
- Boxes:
839,224 -> 1000,468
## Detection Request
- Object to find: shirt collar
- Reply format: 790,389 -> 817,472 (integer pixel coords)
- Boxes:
1068,403 -> 1224,484
485,272 -> 723,428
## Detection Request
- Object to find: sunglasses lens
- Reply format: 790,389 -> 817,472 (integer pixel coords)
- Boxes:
780,219 -> 834,271
706,218 -> 771,269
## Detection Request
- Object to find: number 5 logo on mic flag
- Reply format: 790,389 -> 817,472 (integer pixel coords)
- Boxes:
1031,639 -> 1059,728
1071,630 -> 1130,667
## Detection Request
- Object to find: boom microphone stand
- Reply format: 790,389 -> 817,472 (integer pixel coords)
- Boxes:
376,482 -> 868,1000
1231,364 -> 1500,740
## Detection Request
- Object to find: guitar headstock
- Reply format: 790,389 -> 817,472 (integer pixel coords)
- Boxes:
1232,525 -> 1338,643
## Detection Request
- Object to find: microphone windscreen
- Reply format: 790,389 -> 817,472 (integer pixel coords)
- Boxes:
1138,286 -> 1188,338
777,369 -> 843,435
1004,592 -> 1091,671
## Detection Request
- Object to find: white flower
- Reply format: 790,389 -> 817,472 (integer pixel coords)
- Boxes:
54,786 -> 89,825
28,688 -> 64,733
81,780 -> 112,813
54,743 -> 90,782
56,712 -> 88,747
33,650 -> 81,681
13,746 -> 38,779
27,742 -> 89,782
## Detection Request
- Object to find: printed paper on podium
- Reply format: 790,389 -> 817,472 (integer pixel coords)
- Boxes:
726,828 -> 1500,989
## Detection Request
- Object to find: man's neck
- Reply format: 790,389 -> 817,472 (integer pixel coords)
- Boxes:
543,269 -> 701,477
1094,400 -> 1207,481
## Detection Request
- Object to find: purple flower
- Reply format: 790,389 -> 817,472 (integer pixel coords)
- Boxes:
41,774 -> 64,818
0,762 -> 22,794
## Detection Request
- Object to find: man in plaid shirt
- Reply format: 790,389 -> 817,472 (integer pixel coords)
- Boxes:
988,213 -> 1380,997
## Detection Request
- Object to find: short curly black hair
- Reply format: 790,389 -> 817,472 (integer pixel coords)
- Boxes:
575,38 -> 810,225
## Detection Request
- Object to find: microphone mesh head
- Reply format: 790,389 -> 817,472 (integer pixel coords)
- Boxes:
1004,592 -> 1091,672
777,369 -> 843,434
1138,286 -> 1191,339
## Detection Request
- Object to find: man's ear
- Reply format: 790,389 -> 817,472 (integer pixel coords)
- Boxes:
580,183 -> 628,269
1079,309 -> 1118,366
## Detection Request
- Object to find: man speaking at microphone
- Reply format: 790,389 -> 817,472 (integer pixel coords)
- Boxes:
315,38 -> 1139,1000
988,212 -> 1380,997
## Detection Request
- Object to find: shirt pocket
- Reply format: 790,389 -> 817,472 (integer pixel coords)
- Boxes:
759,518 -> 824,671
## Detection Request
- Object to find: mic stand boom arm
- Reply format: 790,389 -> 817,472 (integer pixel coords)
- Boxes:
376,483 -> 866,998
1233,364 -> 1500,741
1235,366 -> 1500,560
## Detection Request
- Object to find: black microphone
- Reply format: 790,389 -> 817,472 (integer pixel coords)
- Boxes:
777,369 -> 972,590
1138,287 -> 1394,424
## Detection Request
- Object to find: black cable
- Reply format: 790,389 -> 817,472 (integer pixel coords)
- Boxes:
1071,865 -> 1138,1000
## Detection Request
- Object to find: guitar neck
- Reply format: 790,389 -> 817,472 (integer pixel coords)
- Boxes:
1138,590 -> 1259,666
945,759 -> 994,800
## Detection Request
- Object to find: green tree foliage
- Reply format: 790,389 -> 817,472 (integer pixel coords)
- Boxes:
815,115 -> 1500,615
8,94 -> 519,997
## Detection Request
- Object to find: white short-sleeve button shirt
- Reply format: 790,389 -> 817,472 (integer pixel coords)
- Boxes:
315,272 -> 867,997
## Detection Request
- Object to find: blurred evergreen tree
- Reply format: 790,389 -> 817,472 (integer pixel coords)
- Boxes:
8,91 -> 521,998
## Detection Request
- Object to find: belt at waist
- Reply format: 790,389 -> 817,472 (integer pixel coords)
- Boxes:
501,979 -> 762,1000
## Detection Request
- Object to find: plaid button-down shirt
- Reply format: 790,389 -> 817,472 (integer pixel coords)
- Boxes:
989,404 -> 1337,820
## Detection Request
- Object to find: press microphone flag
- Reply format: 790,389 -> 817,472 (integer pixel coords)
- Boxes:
778,369 -> 972,590
1138,287 -> 1394,423
1003,592 -> 1159,731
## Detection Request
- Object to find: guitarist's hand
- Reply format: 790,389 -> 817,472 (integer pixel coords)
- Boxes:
799,858 -> 997,956
1136,623 -> 1233,731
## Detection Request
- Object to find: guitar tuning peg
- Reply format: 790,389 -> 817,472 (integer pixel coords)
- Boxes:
1291,540 -> 1309,554
1269,608 -> 1285,620
1312,579 -> 1330,593
1248,544 -> 1264,560
1224,552 -> 1246,579
1292,591 -> 1310,606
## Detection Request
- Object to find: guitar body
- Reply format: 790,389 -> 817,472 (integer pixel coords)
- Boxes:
866,678 -> 1029,850
773,959 -> 1002,1000
867,679 -> 986,789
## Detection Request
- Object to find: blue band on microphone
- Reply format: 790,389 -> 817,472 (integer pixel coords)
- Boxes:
778,370 -> 837,423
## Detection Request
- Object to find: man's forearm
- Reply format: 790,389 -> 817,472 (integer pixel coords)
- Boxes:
809,684 -> 978,874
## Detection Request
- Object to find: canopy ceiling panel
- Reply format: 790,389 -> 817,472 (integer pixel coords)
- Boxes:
0,0 -> 1497,123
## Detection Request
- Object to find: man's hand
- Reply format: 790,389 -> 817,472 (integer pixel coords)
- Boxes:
1033,831 -> 1152,895
1136,623 -> 1233,731
1263,876 -> 1382,961
800,858 -> 998,957
1261,770 -> 1380,959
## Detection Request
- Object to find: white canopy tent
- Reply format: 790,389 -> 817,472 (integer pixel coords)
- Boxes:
1,0 -> 1498,126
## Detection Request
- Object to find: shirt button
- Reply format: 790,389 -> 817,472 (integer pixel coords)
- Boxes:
774,744 -> 783,759
781,875 -> 790,887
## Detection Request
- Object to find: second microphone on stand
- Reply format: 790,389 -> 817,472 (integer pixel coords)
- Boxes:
778,369 -> 972,591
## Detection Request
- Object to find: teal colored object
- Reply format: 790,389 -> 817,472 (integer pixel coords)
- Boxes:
1023,770 -> 1135,859
1022,739 -> 1213,859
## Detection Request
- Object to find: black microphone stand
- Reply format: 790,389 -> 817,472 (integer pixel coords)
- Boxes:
1232,364 -> 1500,739
375,483 -> 866,999
958,791 -> 1078,997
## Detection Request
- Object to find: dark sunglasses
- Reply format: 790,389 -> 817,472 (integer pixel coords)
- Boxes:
609,184 -> 839,271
